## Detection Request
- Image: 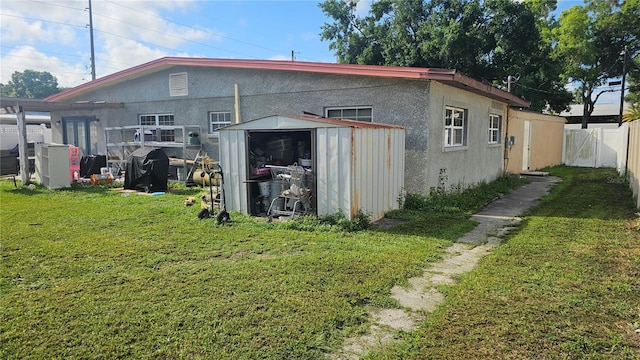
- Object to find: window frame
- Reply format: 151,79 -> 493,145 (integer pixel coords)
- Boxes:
138,113 -> 175,142
325,106 -> 373,122
444,106 -> 468,148
209,111 -> 232,135
488,114 -> 502,145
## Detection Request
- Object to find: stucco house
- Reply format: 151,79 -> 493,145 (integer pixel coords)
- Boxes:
504,109 -> 566,174
44,57 -> 529,196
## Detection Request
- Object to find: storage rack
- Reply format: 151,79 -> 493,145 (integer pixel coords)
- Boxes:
104,125 -> 202,184
35,143 -> 70,189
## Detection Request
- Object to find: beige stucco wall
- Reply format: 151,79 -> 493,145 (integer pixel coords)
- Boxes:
628,120 -> 640,209
505,109 -> 566,174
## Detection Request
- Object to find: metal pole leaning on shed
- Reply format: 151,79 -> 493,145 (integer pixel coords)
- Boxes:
16,105 -> 29,185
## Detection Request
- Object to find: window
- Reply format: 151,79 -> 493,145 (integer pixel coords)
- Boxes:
488,114 -> 502,144
209,111 -> 231,134
326,107 -> 372,122
139,114 -> 175,142
444,106 -> 467,147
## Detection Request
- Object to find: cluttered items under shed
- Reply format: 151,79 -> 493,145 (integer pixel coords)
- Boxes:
246,130 -> 315,218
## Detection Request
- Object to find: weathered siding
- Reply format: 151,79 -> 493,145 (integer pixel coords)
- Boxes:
351,127 -> 405,221
315,126 -> 353,217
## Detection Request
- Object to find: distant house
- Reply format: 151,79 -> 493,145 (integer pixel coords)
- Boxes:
44,57 -> 529,196
560,103 -> 630,125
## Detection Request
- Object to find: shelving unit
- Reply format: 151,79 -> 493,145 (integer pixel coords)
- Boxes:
104,125 -> 202,184
35,143 -> 70,189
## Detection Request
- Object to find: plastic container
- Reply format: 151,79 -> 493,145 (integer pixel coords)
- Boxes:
298,158 -> 312,167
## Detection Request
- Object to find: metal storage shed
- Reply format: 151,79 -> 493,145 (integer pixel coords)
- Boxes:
218,115 -> 405,221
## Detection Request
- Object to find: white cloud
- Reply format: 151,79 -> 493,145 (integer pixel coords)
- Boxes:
269,54 -> 290,61
0,0 -> 223,87
0,46 -> 87,87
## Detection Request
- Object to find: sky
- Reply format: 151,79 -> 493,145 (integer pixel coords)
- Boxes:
2,0 -> 617,104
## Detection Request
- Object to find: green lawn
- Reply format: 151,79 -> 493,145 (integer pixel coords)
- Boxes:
367,167 -> 640,359
1,168 -> 638,359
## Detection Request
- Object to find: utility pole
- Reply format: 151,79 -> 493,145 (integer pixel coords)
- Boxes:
618,45 -> 628,127
88,0 -> 96,81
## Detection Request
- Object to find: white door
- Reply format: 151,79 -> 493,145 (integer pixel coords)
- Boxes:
522,120 -> 532,171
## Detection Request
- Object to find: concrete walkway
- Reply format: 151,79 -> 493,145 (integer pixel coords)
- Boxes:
330,175 -> 561,360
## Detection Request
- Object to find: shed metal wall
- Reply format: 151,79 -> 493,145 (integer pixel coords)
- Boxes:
218,116 -> 405,220
315,127 -> 353,218
218,129 -> 248,214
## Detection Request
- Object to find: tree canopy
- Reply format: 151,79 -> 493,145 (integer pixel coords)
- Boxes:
553,0 -> 640,127
320,0 -> 572,112
0,70 -> 62,99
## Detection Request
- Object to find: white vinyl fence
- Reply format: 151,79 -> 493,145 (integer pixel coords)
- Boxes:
563,124 -> 629,173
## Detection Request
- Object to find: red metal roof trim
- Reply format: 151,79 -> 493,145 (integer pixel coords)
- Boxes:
45,57 -> 529,107
257,114 -> 407,129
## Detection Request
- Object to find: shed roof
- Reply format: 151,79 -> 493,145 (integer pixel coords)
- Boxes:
44,57 -> 530,108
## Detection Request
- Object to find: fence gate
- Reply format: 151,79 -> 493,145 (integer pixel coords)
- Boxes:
563,129 -> 599,167
563,125 -> 628,171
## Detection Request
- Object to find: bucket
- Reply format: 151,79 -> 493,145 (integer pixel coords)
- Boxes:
270,181 -> 284,196
258,181 -> 270,197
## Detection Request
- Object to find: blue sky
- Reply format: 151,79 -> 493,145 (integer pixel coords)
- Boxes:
2,0 -> 604,101
0,0 -> 344,87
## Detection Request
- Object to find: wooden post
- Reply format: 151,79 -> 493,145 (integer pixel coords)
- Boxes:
234,84 -> 241,124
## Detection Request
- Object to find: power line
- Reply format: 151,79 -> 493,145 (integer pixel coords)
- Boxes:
0,13 -> 86,29
0,45 -> 85,60
28,0 -> 85,13
4,4 -> 269,60
89,11 -> 258,58
104,0 -> 287,56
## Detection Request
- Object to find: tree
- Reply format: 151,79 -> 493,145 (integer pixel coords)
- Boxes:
552,0 -> 640,128
0,70 -> 62,99
623,55 -> 640,122
320,0 -> 572,112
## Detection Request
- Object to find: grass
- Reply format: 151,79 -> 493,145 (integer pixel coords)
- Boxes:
1,168 -> 638,359
0,176 -> 493,359
366,167 -> 640,359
